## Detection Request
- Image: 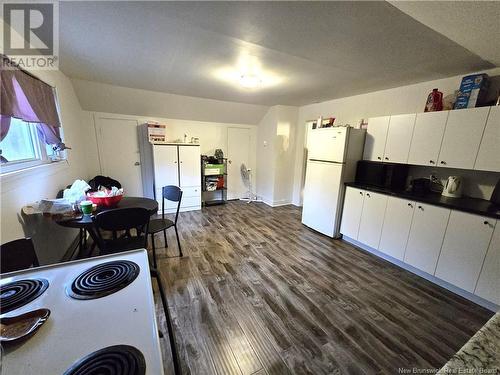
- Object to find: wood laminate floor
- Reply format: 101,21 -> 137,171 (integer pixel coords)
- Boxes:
151,201 -> 493,375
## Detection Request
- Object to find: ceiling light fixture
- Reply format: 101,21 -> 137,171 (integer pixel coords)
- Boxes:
239,74 -> 262,89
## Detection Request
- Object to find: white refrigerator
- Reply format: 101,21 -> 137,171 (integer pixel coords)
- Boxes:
301,126 -> 365,237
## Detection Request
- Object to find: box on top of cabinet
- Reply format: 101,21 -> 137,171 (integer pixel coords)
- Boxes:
454,73 -> 489,109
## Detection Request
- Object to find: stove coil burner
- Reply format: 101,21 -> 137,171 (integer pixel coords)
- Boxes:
68,260 -> 140,300
63,345 -> 146,375
0,279 -> 49,314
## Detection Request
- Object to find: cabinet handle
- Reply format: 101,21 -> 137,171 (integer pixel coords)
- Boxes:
174,161 -> 177,163
484,221 -> 490,225
384,157 -> 389,160
366,193 -> 371,197
359,191 -> 363,196
440,161 -> 446,165
377,156 -> 381,160
418,205 -> 423,210
429,160 -> 435,164
408,203 -> 413,208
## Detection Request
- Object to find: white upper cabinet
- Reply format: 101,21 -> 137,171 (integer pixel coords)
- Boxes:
340,187 -> 365,239
378,196 -> 415,260
363,116 -> 390,162
474,106 -> 500,172
474,220 -> 500,304
408,111 -> 448,166
404,204 -> 450,275
178,146 -> 201,187
438,107 -> 490,169
357,191 -> 388,249
383,114 -> 416,164
435,211 -> 494,292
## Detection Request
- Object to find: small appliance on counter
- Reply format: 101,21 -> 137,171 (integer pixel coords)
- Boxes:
355,160 -> 409,191
411,178 -> 431,196
441,176 -> 463,198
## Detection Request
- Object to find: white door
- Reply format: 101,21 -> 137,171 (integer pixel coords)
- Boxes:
438,107 -> 490,169
383,114 -> 416,164
95,117 -> 143,196
474,106 -> 500,172
474,220 -> 500,304
178,146 -> 201,187
378,197 -> 415,260
307,127 -> 347,162
357,191 -> 388,249
435,211 -> 494,292
363,116 -> 390,162
302,161 -> 343,237
404,204 -> 450,274
227,127 -> 251,200
340,187 -> 365,240
408,111 -> 448,167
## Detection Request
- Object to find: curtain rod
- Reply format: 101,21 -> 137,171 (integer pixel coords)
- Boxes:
0,54 -> 56,89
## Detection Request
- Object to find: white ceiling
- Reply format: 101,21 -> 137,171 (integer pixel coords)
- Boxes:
391,1 -> 500,67
59,1 -> 497,106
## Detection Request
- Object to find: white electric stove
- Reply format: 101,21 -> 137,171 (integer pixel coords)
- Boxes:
0,249 -> 164,375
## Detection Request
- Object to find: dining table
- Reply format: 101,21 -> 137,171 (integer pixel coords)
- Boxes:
56,196 -> 158,257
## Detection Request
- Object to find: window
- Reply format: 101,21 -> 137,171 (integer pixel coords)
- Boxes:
1,56 -> 65,175
0,118 -> 62,174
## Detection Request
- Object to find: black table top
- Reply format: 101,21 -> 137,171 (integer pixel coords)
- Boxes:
345,182 -> 500,220
56,196 -> 158,229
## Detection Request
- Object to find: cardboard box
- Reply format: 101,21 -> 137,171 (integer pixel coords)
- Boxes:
454,74 -> 489,109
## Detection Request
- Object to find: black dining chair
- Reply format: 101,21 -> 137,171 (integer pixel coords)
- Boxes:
1,238 -> 40,273
148,186 -> 183,267
92,207 -> 150,255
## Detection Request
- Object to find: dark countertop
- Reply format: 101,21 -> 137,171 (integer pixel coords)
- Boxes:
345,182 -> 500,220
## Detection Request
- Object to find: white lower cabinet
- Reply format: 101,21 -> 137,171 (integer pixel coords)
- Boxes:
340,187 -> 365,239
474,220 -> 500,304
435,211 -> 494,293
357,192 -> 388,249
403,204 -> 450,274
378,197 -> 415,260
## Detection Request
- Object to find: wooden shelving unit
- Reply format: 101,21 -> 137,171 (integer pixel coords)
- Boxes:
201,157 -> 227,206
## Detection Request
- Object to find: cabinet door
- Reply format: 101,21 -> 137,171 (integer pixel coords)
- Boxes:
408,111 -> 448,166
435,211 -> 494,292
153,145 -> 179,188
357,191 -> 388,249
474,106 -> 500,172
340,187 -> 365,239
383,114 -> 416,164
404,204 -> 450,275
474,220 -> 500,304
178,146 -> 201,187
363,116 -> 390,162
378,197 -> 415,260
438,107 -> 490,169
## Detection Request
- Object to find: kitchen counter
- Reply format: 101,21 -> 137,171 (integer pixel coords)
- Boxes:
345,182 -> 500,220
437,312 -> 500,374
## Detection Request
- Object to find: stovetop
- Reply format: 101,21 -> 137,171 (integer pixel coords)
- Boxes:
0,249 -> 164,375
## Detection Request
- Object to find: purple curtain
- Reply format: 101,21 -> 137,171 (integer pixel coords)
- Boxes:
0,115 -> 11,141
0,57 -> 61,145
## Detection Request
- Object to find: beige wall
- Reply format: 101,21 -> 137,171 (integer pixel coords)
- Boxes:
256,106 -> 298,206
292,67 -> 500,205
72,79 -> 269,126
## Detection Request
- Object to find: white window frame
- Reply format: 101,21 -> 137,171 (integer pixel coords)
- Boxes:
0,87 -> 65,176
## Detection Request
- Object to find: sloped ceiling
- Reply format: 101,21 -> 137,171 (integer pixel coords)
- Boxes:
59,1 -> 497,106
